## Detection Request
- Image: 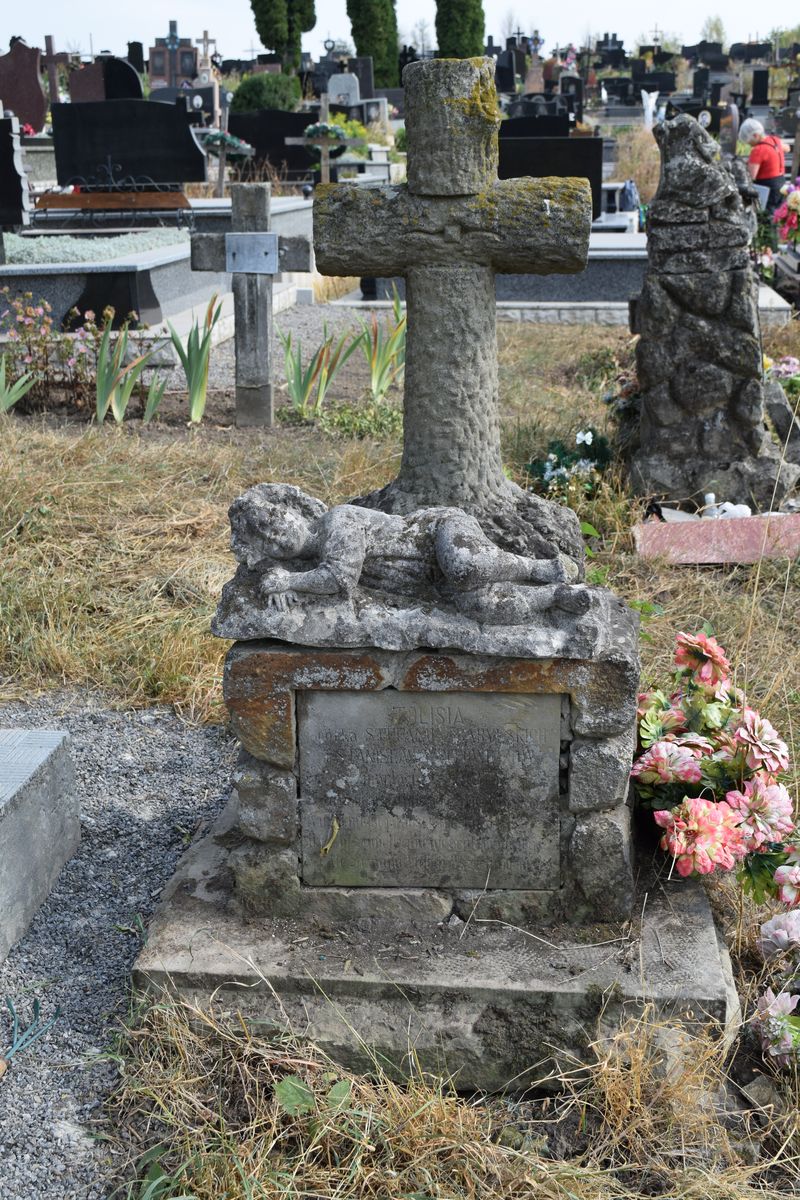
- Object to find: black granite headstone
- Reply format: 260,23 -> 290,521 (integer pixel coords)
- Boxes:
495,51 -> 515,94
498,135 -> 603,218
228,108 -> 316,176
51,99 -> 207,187
752,69 -> 770,106
0,115 -> 31,228
500,113 -> 571,138
127,42 -> 145,74
693,67 -> 709,98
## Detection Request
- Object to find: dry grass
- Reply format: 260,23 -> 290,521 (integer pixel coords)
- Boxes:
111,992 -> 799,1199
614,127 -> 662,203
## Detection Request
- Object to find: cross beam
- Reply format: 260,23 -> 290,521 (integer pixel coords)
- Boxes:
314,57 -> 590,512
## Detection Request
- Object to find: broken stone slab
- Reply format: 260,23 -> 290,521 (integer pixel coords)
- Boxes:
0,729 -> 79,962
634,512 -> 800,564
134,862 -> 739,1093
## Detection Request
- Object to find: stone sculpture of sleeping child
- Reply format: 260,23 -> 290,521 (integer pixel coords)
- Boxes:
228,483 -> 590,625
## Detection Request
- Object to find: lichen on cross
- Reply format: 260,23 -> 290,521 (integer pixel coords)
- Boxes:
314,56 -> 591,541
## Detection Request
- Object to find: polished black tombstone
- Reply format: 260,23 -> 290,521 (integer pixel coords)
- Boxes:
500,113 -> 571,138
498,135 -> 603,218
752,69 -> 770,106
228,109 -> 316,177
51,100 -> 207,187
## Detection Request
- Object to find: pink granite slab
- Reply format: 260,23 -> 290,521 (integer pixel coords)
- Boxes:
634,513 -> 800,564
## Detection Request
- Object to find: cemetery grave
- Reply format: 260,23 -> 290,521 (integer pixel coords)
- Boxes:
2,17 -> 800,1200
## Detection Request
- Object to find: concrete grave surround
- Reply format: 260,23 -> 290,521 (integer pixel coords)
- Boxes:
0,729 -> 79,962
140,61 -> 738,1089
629,115 -> 800,507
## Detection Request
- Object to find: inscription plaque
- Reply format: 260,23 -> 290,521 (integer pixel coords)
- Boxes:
298,691 -> 563,888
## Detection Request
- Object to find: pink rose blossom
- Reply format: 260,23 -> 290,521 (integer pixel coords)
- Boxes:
725,775 -> 795,852
653,796 -> 747,877
631,740 -> 703,785
734,709 -> 790,774
674,631 -> 731,687
670,731 -> 715,757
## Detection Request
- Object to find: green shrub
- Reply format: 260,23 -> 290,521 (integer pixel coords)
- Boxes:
394,125 -> 406,152
230,72 -> 301,113
329,112 -> 370,157
320,400 -> 402,439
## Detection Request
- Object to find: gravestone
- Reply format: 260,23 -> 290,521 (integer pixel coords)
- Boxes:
0,38 -> 47,133
629,115 -> 799,507
0,730 -> 79,962
140,60 -> 736,1090
328,71 -> 360,106
751,68 -> 770,106
69,55 -> 144,103
190,183 -> 312,425
228,108 -> 315,178
51,99 -> 207,187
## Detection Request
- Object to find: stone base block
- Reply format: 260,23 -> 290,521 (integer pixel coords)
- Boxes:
0,729 -> 79,961
136,847 -> 739,1093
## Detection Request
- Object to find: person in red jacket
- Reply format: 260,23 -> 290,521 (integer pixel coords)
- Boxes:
740,118 -> 790,212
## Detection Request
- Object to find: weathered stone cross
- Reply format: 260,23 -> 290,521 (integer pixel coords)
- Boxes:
314,57 -> 591,514
191,183 -> 312,426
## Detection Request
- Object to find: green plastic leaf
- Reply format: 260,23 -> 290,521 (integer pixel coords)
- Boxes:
580,521 -> 601,539
274,1074 -> 315,1114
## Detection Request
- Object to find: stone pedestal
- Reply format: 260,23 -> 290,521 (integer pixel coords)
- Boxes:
219,640 -> 637,925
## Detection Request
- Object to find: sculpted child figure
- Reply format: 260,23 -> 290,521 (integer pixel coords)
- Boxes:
228,484 -> 589,626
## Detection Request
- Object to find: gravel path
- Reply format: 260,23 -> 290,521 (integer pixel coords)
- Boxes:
0,694 -> 236,1200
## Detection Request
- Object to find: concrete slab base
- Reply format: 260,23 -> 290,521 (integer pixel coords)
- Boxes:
135,828 -> 739,1092
0,729 -> 79,962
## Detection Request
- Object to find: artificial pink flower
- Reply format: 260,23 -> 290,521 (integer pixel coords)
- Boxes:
734,709 -> 790,775
753,988 -> 800,1067
669,731 -> 715,757
758,912 -> 800,959
631,740 -> 703,785
653,796 -> 747,876
725,775 -> 795,852
674,631 -> 731,687
775,851 -> 800,908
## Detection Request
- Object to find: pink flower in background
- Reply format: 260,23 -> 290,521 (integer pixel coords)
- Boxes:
653,796 -> 746,876
734,710 -> 790,774
754,988 -> 800,1067
674,631 -> 731,687
631,740 -> 703,785
774,851 -> 800,907
758,912 -> 800,959
725,776 -> 795,852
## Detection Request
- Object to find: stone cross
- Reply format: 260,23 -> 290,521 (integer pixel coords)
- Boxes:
191,183 -> 312,426
314,57 -> 590,513
195,30 -> 216,68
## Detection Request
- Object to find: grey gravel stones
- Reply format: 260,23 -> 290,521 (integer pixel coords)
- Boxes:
0,694 -> 234,1200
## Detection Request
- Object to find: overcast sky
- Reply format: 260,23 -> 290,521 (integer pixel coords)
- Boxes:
8,1 -> 776,63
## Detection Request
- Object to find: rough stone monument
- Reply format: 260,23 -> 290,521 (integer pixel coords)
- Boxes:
139,62 -> 738,1089
630,115 -> 800,507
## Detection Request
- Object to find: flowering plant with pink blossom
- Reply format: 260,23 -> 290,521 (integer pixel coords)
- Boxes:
0,288 -> 137,413
632,630 -> 796,896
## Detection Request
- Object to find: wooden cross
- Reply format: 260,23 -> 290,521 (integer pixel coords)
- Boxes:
191,183 -> 312,427
43,36 -> 69,105
285,94 -> 362,185
314,57 -> 591,512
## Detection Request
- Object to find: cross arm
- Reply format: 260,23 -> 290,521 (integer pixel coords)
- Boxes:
191,233 -> 313,273
314,178 -> 591,277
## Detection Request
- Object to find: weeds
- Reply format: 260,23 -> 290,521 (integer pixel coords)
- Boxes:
279,324 -> 360,421
167,295 -> 222,424
0,354 -> 37,413
358,309 -> 406,402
